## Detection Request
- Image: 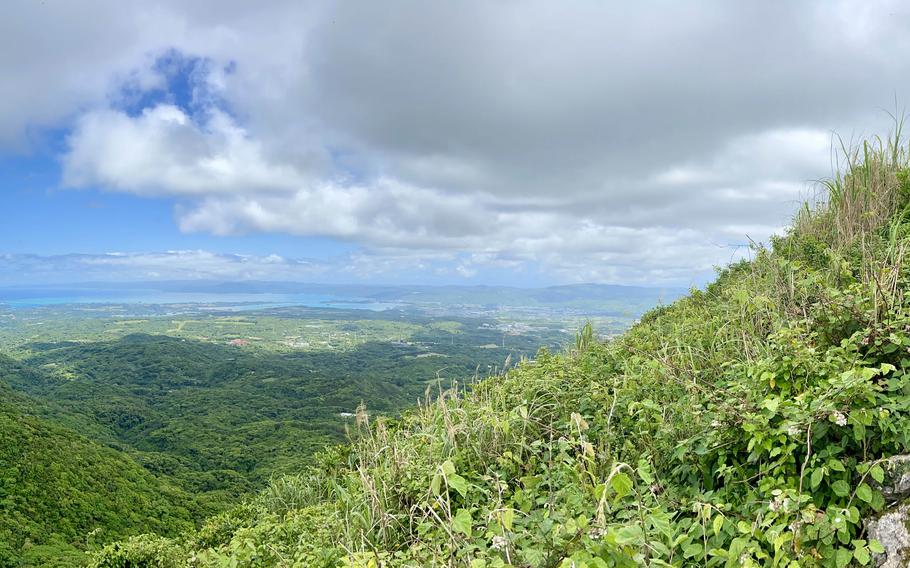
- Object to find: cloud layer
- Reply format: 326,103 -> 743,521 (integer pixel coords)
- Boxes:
5,1 -> 910,284
0,251 -> 323,284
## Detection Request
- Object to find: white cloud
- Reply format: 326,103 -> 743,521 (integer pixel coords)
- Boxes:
63,105 -> 305,195
0,251 -> 328,284
57,101 -> 833,285
4,1 -> 910,284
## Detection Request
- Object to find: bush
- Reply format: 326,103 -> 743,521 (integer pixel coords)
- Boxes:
89,535 -> 183,568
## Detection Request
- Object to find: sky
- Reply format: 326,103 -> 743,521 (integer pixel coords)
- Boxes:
1,1 -> 909,287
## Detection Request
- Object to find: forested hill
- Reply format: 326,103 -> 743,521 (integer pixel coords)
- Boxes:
3,330 -> 550,503
91,134 -> 910,566
0,360 -> 201,567
1,314 -> 568,566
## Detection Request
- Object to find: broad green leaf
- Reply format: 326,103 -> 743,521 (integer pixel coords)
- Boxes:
637,459 -> 654,484
712,515 -> 724,536
610,472 -> 633,500
648,511 -> 672,537
728,537 -> 746,561
832,479 -> 850,497
576,514 -> 589,530
649,539 -> 671,557
869,540 -> 885,554
448,473 -> 468,498
870,464 -> 885,484
614,524 -> 644,546
453,508 -> 472,536
810,467 -> 825,489
763,397 -> 780,413
683,543 -> 703,559
501,508 -> 514,531
846,506 -> 860,524
856,483 -> 873,503
872,491 -> 886,512
835,548 -> 853,567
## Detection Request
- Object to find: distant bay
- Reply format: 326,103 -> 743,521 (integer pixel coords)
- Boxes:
0,287 -> 398,311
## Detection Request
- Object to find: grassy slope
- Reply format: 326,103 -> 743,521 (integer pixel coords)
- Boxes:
97,131 -> 910,566
0,361 -> 203,568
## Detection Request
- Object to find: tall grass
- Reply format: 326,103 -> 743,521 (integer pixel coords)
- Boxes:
795,118 -> 908,251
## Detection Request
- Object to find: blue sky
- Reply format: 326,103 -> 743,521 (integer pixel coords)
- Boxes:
2,48 -> 530,286
1,1 -> 908,287
0,60 -> 368,284
0,59 -> 357,262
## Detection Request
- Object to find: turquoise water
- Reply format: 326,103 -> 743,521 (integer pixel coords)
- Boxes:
0,289 -> 398,312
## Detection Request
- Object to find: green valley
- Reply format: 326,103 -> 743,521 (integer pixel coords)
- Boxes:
0,299 -> 657,566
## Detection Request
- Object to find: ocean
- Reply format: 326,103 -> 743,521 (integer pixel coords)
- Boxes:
0,287 -> 398,312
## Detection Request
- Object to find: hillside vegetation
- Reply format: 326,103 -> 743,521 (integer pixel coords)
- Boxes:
0,314 -> 566,566
94,127 -> 910,566
4,324 -> 552,508
0,363 -> 202,568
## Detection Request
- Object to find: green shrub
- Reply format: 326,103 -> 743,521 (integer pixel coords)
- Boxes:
89,535 -> 184,568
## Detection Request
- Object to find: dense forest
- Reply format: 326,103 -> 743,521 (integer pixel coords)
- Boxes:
0,368 -> 202,566
0,312 -> 570,566
76,133 -> 910,566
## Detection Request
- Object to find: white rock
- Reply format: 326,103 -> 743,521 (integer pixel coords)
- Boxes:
867,503 -> 910,567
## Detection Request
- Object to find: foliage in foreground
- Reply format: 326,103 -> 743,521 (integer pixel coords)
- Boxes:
97,128 -> 910,566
